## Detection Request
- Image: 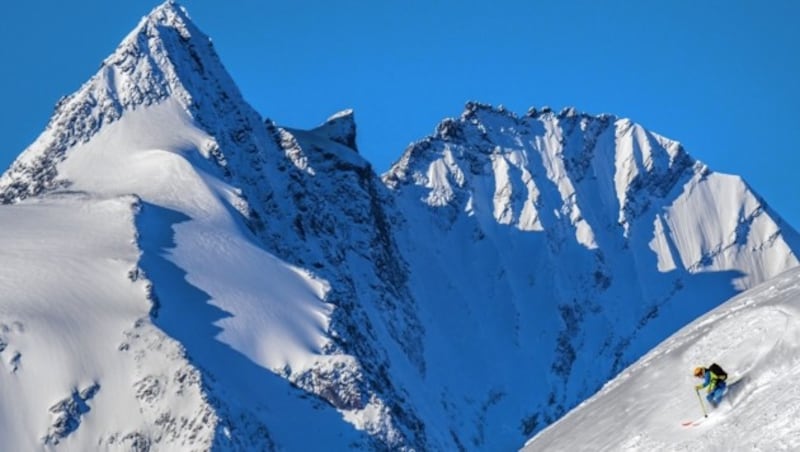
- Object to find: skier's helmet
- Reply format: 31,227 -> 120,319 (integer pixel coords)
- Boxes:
693,367 -> 704,377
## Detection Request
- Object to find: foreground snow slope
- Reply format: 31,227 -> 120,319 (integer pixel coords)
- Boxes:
523,265 -> 800,451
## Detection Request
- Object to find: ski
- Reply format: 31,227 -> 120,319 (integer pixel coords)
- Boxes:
681,415 -> 708,427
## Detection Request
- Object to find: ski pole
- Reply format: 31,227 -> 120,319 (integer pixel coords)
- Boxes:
694,387 -> 708,418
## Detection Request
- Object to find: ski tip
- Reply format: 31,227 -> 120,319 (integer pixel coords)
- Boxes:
681,416 -> 708,427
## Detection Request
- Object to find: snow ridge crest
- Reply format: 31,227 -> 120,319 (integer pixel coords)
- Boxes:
384,101 -> 696,234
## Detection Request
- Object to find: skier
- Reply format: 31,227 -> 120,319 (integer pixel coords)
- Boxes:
693,364 -> 728,406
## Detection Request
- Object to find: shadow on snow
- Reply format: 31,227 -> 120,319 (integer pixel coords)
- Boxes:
134,201 -> 367,449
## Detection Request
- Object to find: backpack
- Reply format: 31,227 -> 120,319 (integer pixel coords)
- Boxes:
708,363 -> 727,381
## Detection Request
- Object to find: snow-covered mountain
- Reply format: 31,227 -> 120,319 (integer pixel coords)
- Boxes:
1,2 -> 798,450
522,264 -> 800,451
380,102 -> 800,448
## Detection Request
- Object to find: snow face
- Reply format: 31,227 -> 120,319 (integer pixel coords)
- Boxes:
0,95 -> 371,450
382,101 -> 800,448
0,194 -> 224,450
0,196 -> 144,450
0,0 -> 271,209
58,98 -> 336,376
2,4 -> 800,451
523,265 -> 800,451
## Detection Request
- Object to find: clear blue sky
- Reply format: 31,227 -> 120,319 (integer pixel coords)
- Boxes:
1,1 -> 798,228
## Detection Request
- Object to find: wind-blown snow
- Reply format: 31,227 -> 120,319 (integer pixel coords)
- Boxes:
523,265 -> 800,451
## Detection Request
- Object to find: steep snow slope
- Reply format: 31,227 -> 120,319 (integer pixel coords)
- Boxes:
2,2 -> 800,450
0,93 -> 371,451
0,2 -> 423,449
0,195 -> 179,451
383,102 -> 800,447
271,115 -> 430,449
523,265 -> 800,451
0,3 -> 373,450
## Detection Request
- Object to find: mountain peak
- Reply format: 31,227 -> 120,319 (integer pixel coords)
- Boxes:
0,1 -> 260,203
459,100 -> 517,123
310,109 -> 358,151
124,1 -> 201,50
142,0 -> 189,25
385,102 -> 700,234
108,0 -> 218,105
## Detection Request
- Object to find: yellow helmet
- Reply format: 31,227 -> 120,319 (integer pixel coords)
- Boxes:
693,367 -> 704,377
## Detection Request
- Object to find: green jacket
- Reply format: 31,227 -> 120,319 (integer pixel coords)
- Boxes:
696,369 -> 722,393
